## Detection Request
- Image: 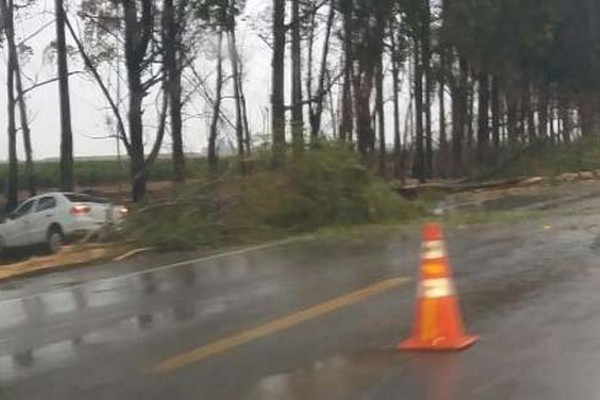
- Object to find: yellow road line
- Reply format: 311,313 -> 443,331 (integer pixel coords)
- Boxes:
149,277 -> 410,374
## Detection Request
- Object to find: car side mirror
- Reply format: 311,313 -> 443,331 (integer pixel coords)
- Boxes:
7,212 -> 17,221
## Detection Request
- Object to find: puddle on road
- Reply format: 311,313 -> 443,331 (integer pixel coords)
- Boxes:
243,352 -> 468,400
244,352 -> 398,400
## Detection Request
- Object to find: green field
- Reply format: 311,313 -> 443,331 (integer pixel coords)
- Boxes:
0,157 -> 227,190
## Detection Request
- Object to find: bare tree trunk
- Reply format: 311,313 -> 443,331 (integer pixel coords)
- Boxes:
491,75 -> 500,154
290,0 -> 303,153
271,0 -> 286,166
2,0 -> 18,212
164,0 -> 185,182
579,95 -> 593,138
539,86 -> 549,140
550,96 -> 557,144
306,5 -> 315,141
340,0 -> 354,143
14,42 -> 35,196
352,68 -> 375,156
228,30 -> 246,173
326,71 -> 337,139
561,100 -> 572,144
208,31 -> 224,174
466,74 -> 474,151
439,53 -> 447,175
55,0 -> 74,191
375,47 -> 385,176
391,30 -> 402,179
423,0 -> 433,178
506,87 -> 518,145
477,73 -> 490,164
451,54 -> 468,177
525,81 -> 536,142
309,0 -> 334,140
239,72 -> 251,155
124,0 -> 153,202
412,40 -> 425,182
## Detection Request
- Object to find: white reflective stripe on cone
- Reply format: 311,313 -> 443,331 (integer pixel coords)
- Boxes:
418,278 -> 455,299
421,240 -> 446,260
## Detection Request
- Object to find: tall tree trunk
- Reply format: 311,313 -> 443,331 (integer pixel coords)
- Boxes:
451,54 -> 468,177
391,30 -> 402,179
477,73 -> 490,164
228,30 -> 246,173
491,75 -> 500,155
423,0 -> 433,178
439,53 -> 447,175
340,0 -> 354,143
340,49 -> 353,142
466,74 -> 474,151
208,31 -> 224,175
375,46 -> 385,176
561,101 -> 572,144
579,95 -> 593,138
290,0 -> 303,152
340,67 -> 353,143
239,69 -> 251,156
539,86 -> 549,140
352,68 -> 375,156
306,4 -> 315,141
413,40 -> 425,182
271,0 -> 286,166
309,0 -> 334,140
525,83 -> 536,142
550,97 -> 557,144
14,38 -> 34,196
55,0 -> 74,191
164,0 -> 185,181
124,0 -> 150,202
2,0 -> 18,212
506,87 -> 518,145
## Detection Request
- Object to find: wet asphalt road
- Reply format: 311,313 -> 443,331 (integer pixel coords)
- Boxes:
3,186 -> 600,399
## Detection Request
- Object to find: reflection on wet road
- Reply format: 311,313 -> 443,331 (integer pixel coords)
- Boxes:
2,210 -> 600,399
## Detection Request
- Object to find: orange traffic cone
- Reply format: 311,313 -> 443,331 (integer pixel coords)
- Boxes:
398,223 -> 477,351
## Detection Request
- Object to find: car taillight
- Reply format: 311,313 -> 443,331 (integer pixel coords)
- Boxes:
70,204 -> 91,215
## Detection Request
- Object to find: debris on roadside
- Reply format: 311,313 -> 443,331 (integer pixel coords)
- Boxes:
0,245 -> 117,282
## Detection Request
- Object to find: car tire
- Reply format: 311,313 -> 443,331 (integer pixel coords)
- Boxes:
0,235 -> 5,257
46,226 -> 64,254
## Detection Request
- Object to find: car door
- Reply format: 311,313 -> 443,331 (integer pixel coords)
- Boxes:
3,199 -> 37,247
31,196 -> 58,244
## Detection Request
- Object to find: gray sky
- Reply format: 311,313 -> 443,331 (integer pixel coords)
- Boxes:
0,0 -> 272,161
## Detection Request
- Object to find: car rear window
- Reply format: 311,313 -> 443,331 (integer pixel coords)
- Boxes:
64,194 -> 110,204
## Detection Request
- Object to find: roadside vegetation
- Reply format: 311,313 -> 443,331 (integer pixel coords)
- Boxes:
492,137 -> 600,180
124,143 -> 427,250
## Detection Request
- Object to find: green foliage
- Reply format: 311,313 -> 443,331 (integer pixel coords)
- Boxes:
125,142 -> 426,250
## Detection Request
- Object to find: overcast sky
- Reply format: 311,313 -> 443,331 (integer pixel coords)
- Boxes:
0,0 -> 273,161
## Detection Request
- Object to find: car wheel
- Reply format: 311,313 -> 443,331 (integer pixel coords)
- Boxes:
46,226 -> 64,254
0,235 -> 5,257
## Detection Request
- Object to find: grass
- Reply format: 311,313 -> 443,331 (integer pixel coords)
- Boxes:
494,137 -> 600,179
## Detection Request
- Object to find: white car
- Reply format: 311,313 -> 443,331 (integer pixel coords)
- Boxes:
0,192 -> 127,254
